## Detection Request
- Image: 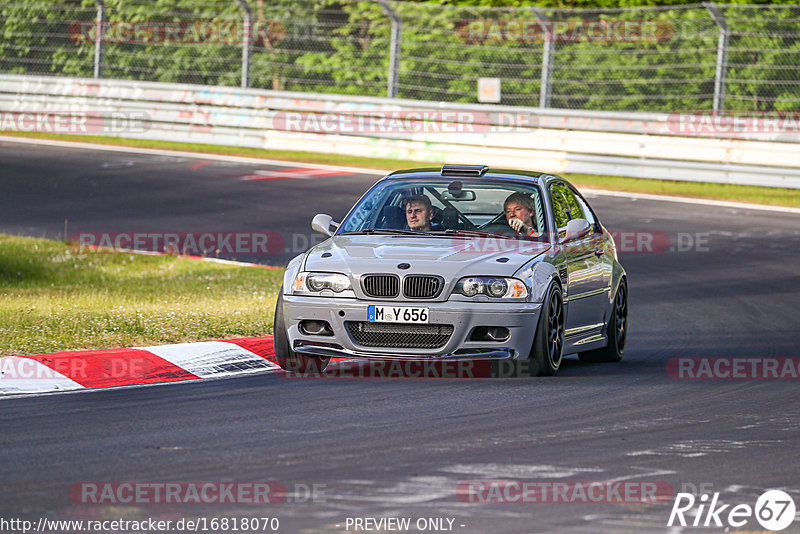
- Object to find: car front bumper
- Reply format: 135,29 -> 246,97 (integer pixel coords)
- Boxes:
282,295 -> 542,360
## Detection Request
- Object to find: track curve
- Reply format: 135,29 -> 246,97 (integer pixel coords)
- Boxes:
1,140 -> 799,533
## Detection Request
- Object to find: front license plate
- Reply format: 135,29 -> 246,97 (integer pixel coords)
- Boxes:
368,305 -> 429,323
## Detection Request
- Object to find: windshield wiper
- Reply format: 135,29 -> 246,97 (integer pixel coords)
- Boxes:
434,229 -> 543,240
429,229 -> 498,238
339,229 -> 435,236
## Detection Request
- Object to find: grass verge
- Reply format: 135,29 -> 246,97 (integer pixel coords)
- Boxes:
0,234 -> 284,356
3,131 -> 800,208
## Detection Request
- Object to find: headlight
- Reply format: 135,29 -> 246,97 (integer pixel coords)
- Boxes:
293,272 -> 352,294
461,278 -> 482,297
453,277 -> 528,299
487,279 -> 508,298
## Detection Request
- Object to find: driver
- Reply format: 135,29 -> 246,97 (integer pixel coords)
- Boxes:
504,192 -> 540,237
403,194 -> 434,232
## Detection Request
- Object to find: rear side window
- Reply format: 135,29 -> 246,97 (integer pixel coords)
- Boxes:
550,182 -> 586,230
572,191 -> 597,227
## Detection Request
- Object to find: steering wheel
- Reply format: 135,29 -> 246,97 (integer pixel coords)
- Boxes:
478,212 -> 509,230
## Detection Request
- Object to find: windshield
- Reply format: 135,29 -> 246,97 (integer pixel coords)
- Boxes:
338,178 -> 546,239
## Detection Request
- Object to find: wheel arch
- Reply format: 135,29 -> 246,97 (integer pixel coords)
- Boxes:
527,261 -> 563,303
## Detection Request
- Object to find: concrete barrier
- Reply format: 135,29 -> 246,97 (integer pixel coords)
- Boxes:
2,74 -> 799,188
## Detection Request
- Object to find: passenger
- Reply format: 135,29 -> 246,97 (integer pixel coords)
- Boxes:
403,194 -> 434,232
504,192 -> 540,237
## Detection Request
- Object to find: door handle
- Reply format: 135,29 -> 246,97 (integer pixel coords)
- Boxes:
594,248 -> 605,256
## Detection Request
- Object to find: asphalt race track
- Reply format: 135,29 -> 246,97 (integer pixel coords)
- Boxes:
0,140 -> 381,265
2,140 -> 800,533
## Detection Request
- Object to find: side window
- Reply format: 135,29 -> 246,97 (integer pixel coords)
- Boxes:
551,186 -> 569,230
550,183 -> 585,230
571,190 -> 597,228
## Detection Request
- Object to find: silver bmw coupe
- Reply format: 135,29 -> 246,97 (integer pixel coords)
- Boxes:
274,165 -> 627,376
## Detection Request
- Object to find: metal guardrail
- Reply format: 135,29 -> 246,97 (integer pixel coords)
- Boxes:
1,74 -> 799,188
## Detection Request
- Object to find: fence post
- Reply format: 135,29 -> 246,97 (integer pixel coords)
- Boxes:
93,0 -> 105,78
530,7 -> 553,109
235,0 -> 253,88
376,0 -> 401,98
704,2 -> 729,113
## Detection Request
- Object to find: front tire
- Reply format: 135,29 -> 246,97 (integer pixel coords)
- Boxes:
529,282 -> 565,376
579,279 -> 627,364
274,291 -> 330,373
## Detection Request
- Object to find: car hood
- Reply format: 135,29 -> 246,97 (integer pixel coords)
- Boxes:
304,235 -> 550,279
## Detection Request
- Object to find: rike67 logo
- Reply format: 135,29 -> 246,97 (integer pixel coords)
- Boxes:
668,490 -> 796,531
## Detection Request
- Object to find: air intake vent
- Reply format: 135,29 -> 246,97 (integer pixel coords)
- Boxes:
440,164 -> 488,177
559,267 -> 569,285
362,274 -> 400,298
403,275 -> 443,299
346,322 -> 454,349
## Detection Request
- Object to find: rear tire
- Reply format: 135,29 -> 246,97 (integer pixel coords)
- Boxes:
579,279 -> 627,364
529,282 -> 565,376
274,291 -> 330,373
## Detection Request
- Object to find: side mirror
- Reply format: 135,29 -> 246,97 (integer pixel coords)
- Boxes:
559,218 -> 591,244
311,213 -> 339,237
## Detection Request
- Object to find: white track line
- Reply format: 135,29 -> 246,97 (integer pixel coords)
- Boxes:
82,244 -> 273,268
0,135 -> 386,175
581,188 -> 800,215
3,135 -> 799,215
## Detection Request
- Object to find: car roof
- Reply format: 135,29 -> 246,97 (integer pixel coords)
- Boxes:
383,165 -> 566,188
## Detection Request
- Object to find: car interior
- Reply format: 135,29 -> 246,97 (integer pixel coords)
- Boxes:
379,186 -> 544,235
342,179 -> 546,239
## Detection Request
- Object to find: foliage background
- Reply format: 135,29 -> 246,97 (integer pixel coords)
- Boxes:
1,0 -> 799,111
